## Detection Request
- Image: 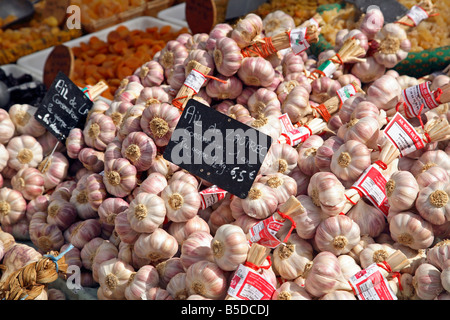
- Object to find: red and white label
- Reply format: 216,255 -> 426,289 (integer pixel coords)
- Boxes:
289,27 -> 310,55
248,215 -> 285,249
308,17 -> 320,29
383,112 -> 425,157
227,264 -> 276,300
336,83 -> 358,105
183,69 -> 207,93
352,164 -> 390,216
348,263 -> 397,300
277,113 -> 311,146
406,5 -> 429,26
199,185 -> 227,209
401,81 -> 440,118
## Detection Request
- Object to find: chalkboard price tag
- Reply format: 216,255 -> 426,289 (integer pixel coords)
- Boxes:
34,71 -> 93,143
163,99 -> 273,199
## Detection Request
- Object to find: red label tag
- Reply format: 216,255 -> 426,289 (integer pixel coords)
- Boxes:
383,112 -> 425,157
248,215 -> 285,248
348,264 -> 397,300
277,114 -> 311,146
352,164 -> 390,216
228,264 -> 276,300
199,185 -> 227,209
401,82 -> 439,118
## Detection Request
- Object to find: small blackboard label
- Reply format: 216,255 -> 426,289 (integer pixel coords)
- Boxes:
163,99 -> 273,199
35,72 -> 93,143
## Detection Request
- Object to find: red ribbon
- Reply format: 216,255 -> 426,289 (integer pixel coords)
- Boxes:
244,255 -> 272,271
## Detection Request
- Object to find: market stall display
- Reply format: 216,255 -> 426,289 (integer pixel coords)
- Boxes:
0,0 -> 449,301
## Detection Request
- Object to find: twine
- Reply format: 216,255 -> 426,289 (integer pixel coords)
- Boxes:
0,244 -> 74,300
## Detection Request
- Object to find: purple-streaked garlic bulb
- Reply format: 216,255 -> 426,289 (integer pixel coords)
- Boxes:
231,13 -> 263,48
127,192 -> 166,234
262,10 -> 295,37
351,56 -> 386,83
206,74 -> 243,100
6,135 -> 43,171
241,182 -> 278,219
157,40 -> 189,78
238,57 -> 275,88
307,172 -> 346,216
373,23 -> 411,68
121,131 -> 157,172
206,23 -> 233,53
140,102 -> 181,147
213,36 -> 243,77
11,167 -> 44,201
415,181 -> 450,226
347,200 -> 386,238
389,211 -> 434,250
161,180 -> 201,223
297,135 -> 324,176
315,136 -> 344,173
0,109 -> 15,145
385,171 -> 419,213
134,60 -> 164,87
8,104 -> 46,138
330,140 -> 371,183
134,228 -> 178,263
281,85 -> 311,123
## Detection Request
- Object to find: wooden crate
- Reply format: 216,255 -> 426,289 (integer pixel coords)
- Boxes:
144,0 -> 176,17
82,4 -> 147,33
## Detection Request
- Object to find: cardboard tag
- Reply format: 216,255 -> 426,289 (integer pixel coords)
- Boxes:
227,264 -> 276,300
289,27 -> 310,55
277,114 -> 312,146
34,72 -> 93,143
348,263 -> 397,300
248,215 -> 285,249
163,99 -> 272,199
401,81 -> 440,118
406,5 -> 429,26
43,45 -> 74,90
317,60 -> 337,78
383,112 -> 425,157
351,164 -> 390,216
336,82 -> 358,105
199,185 -> 227,209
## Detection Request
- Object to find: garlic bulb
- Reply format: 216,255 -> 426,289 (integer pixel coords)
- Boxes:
0,242 -> 41,282
366,74 -> 402,113
70,174 -> 97,220
258,173 -> 297,204
38,152 -> 69,191
65,219 -> 102,249
272,233 -> 313,280
389,211 -> 434,250
85,173 -> 107,212
338,254 -> 362,280
373,23 -> 411,68
331,140 -> 371,183
6,135 -> 43,171
127,192 -> 166,234
134,228 -> 178,263
121,131 -> 157,172
297,135 -> 324,176
343,116 -> 381,150
281,85 -> 311,123
168,215 -> 210,245
156,257 -> 184,289
261,143 -> 298,175
247,87 -> 281,118
180,231 -> 214,270
307,172 -> 346,216
0,109 -> 15,145
416,166 -> 449,189
262,10 -> 295,37
98,197 -> 129,226
238,57 -> 275,88
185,260 -> 228,299
161,180 -> 201,223
140,102 -> 180,147
231,13 -> 263,48
347,200 -> 386,238
315,136 -> 344,173
206,74 -> 243,100
427,240 -> 450,270
385,170 -> 419,214
92,240 -> 119,282
413,263 -> 444,300
117,103 -> 146,142
157,40 -> 189,78
304,251 -> 353,298
206,23 -> 233,53
8,104 -> 46,137
314,215 -> 361,255
114,211 -> 139,244
211,224 -> 248,271
11,167 -> 45,201
166,272 -> 188,300
0,187 -> 27,226
30,222 -> 64,253
415,181 -> 450,225
272,281 -> 311,300
97,258 -> 134,300
411,150 -> 450,177
125,265 -> 160,300
83,113 -> 116,151
320,290 -> 357,300
78,147 -> 104,173
46,199 -> 78,231
103,158 -> 137,198
135,60 -> 164,87
358,243 -> 397,269
241,182 -> 278,219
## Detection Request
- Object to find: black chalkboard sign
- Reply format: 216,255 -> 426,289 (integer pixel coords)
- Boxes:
345,0 -> 408,23
34,71 -> 93,143
163,99 -> 273,199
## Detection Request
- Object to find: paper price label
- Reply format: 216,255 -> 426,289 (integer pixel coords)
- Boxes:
199,185 -> 227,209
349,263 -> 397,300
401,81 -> 439,118
289,27 -> 310,55
277,114 -> 311,146
183,69 -> 207,93
248,215 -> 284,248
383,112 -> 425,157
352,164 -> 390,216
317,60 -> 337,78
336,83 -> 357,105
227,264 -> 276,300
406,5 -> 429,26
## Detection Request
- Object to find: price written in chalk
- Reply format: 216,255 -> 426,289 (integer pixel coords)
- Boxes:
163,99 -> 272,199
35,71 -> 93,143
